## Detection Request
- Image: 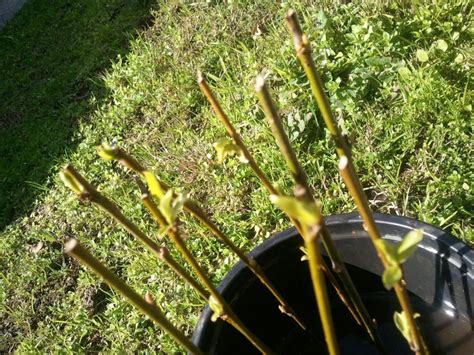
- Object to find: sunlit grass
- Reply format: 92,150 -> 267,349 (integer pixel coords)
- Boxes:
0,0 -> 471,352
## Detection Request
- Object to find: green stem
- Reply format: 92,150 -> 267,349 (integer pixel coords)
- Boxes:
303,226 -> 339,355
64,239 -> 203,355
166,224 -> 275,355
141,192 -> 168,227
339,157 -> 425,354
255,76 -> 382,349
256,76 -> 342,353
254,76 -> 312,201
285,10 -> 350,160
184,200 -> 307,330
198,72 -> 278,195
63,164 -> 272,353
285,9 -> 424,353
133,168 -> 275,353
62,165 -> 209,302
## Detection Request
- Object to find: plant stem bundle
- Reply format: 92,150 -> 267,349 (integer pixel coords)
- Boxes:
286,9 -> 425,353
255,75 -> 384,351
57,8 -> 434,354
200,71 -> 383,352
100,143 -> 306,331
62,164 -> 273,354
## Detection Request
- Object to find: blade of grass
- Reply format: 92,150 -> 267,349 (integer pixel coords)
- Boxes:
64,239 -> 203,355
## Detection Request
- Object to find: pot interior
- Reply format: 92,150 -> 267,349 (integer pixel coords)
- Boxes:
192,213 -> 473,354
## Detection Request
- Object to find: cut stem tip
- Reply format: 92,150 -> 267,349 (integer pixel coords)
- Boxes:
64,238 -> 79,254
197,70 -> 204,84
285,9 -> 303,48
285,8 -> 296,18
338,156 -> 349,170
144,293 -> 156,305
254,75 -> 265,91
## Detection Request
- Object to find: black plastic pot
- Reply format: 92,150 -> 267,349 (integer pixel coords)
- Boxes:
192,213 -> 473,354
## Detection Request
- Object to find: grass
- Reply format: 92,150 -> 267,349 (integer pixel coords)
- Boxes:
0,0 -> 472,352
0,0 -> 154,228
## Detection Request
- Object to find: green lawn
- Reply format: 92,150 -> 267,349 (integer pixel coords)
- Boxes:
0,0 -> 472,352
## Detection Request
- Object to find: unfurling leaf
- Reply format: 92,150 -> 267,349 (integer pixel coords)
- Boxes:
269,195 -> 321,227
158,189 -> 187,226
144,171 -> 165,199
397,229 -> 423,263
208,295 -> 224,322
97,143 -> 117,161
60,171 -> 83,195
213,138 -> 248,164
394,311 -> 409,343
159,190 -> 175,225
382,264 -> 402,290
394,311 -> 420,344
376,230 -> 422,290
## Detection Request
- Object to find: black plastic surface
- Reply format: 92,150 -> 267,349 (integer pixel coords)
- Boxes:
192,213 -> 473,354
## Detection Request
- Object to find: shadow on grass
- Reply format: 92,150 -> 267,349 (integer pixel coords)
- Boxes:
0,0 -> 154,229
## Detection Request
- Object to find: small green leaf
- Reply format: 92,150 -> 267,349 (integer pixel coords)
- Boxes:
59,171 -> 83,195
144,171 -> 165,199
269,195 -> 321,227
397,229 -> 423,263
375,239 -> 399,266
213,138 -> 247,164
394,311 -> 420,344
158,189 -> 187,226
208,295 -> 224,322
394,311 -> 409,342
382,264 -> 402,290
416,49 -> 429,63
436,39 -> 448,52
97,143 -> 117,161
159,190 -> 176,225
